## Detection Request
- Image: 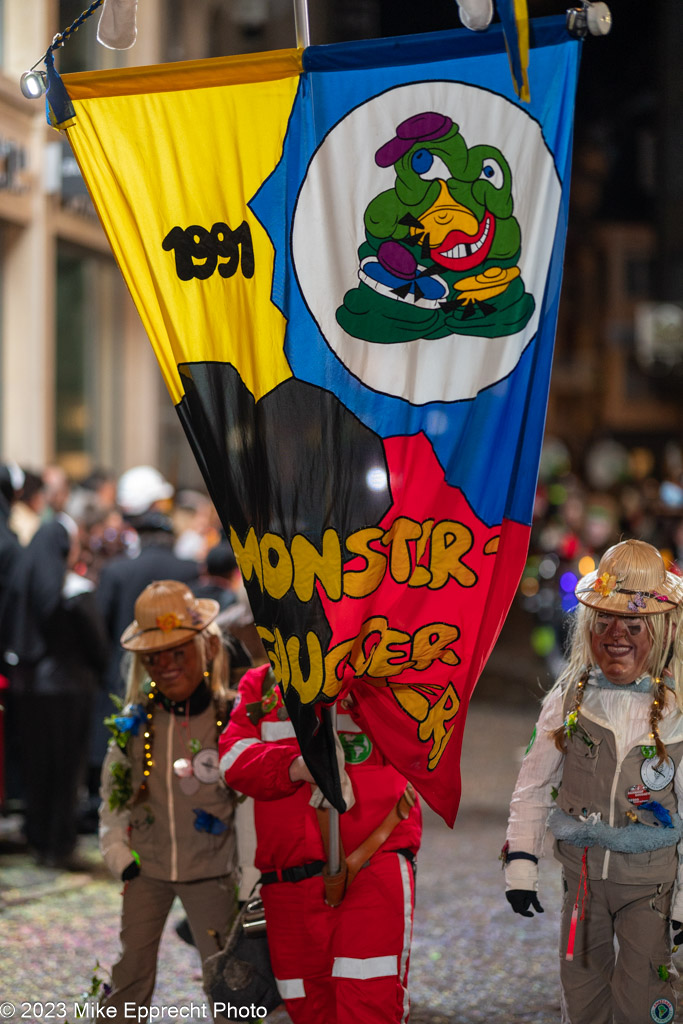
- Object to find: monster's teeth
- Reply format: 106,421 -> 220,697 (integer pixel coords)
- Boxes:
441,216 -> 490,260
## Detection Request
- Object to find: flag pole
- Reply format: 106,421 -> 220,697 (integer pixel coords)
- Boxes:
326,703 -> 341,875
293,0 -> 311,48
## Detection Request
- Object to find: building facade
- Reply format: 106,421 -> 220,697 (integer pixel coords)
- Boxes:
0,0 -> 680,489
0,0 -> 312,486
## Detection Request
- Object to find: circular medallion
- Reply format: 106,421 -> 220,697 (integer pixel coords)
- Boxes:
192,747 -> 220,784
173,757 -> 194,779
640,755 -> 675,792
179,775 -> 201,796
339,732 -> 373,765
650,998 -> 674,1023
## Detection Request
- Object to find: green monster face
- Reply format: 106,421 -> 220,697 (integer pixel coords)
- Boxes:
336,111 -> 534,344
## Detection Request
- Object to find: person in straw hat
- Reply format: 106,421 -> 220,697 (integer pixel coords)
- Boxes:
98,580 -> 248,1021
502,539 -> 683,1024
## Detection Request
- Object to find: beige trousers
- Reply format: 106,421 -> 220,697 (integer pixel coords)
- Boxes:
559,868 -> 677,1024
102,873 -> 236,1023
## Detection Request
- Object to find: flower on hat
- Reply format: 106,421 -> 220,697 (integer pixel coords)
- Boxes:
593,572 -> 618,598
156,612 -> 182,632
627,592 -> 646,612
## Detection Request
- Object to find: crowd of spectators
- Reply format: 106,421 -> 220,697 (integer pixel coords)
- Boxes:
3,438 -> 683,861
518,435 -> 683,674
0,460 -> 256,867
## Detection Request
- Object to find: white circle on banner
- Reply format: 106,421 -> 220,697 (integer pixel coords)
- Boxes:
292,81 -> 561,404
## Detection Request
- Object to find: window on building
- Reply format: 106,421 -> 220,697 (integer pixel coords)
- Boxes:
57,0 -> 122,74
56,244 -> 123,479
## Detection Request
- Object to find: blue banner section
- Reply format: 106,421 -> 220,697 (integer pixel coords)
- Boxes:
252,19 -> 580,529
301,17 -> 567,73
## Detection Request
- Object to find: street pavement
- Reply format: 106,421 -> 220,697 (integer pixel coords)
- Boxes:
5,610 -> 683,1022
1,694 -> 571,1024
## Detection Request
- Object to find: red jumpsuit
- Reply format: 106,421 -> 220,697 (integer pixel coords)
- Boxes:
219,664 -> 422,1024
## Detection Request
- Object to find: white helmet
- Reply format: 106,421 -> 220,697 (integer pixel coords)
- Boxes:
117,465 -> 174,517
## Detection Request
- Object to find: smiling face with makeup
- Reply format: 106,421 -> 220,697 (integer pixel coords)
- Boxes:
590,613 -> 653,685
140,632 -> 219,704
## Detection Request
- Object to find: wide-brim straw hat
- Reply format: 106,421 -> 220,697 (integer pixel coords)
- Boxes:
575,539 -> 682,616
121,580 -> 219,652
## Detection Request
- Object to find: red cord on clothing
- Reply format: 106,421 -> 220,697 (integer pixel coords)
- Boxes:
565,847 -> 589,961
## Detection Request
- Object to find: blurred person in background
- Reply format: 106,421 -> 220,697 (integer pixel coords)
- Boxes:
191,540 -> 241,612
5,514 -> 108,868
9,468 -> 46,546
0,463 -> 22,619
172,488 -> 221,563
66,468 -> 126,584
42,463 -> 71,518
96,466 -> 200,694
0,463 -> 23,812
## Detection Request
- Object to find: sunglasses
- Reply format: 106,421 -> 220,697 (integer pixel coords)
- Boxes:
593,615 -> 645,637
140,644 -> 192,669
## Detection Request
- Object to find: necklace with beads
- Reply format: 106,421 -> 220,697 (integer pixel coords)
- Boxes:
137,672 -> 226,799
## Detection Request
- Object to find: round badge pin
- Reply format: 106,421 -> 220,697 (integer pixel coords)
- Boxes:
650,997 -> 674,1023
641,755 -> 675,792
339,732 -> 373,764
173,757 -> 194,779
192,747 -> 220,784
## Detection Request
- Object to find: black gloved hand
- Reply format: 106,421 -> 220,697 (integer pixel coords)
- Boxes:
672,920 -> 683,947
506,889 -> 544,917
121,860 -> 141,882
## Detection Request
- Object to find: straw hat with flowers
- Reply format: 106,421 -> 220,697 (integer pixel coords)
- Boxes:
575,539 -> 682,616
120,580 -> 219,652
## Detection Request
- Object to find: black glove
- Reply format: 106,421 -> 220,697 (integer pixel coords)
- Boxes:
506,890 -> 544,917
121,860 -> 141,882
672,920 -> 683,947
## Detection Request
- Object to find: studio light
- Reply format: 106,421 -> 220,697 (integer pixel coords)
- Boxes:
20,69 -> 47,99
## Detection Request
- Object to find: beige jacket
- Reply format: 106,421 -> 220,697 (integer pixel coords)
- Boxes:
506,674 -> 683,917
99,701 -> 236,882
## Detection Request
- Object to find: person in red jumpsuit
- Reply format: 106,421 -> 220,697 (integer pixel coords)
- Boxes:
218,661 -> 422,1024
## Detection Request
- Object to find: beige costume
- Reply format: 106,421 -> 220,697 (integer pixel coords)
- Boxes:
506,672 -> 683,1024
99,696 -> 237,1019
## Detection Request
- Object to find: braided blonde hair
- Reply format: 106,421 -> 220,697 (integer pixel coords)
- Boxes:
550,602 -> 683,759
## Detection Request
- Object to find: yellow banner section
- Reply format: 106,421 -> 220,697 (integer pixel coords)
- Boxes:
63,56 -> 300,405
62,48 -> 303,98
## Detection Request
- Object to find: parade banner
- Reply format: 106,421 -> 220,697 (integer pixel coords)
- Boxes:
61,18 -> 580,825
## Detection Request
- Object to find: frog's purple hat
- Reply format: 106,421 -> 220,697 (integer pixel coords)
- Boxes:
375,112 -> 454,168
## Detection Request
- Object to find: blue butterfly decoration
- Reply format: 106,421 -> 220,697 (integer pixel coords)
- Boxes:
113,703 -> 147,736
640,800 -> 673,828
193,809 -> 227,835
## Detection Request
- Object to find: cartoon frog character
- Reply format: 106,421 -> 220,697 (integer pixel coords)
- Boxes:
336,111 -> 534,344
